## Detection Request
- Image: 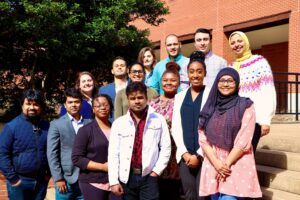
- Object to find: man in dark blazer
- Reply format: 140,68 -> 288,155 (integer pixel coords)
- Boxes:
47,88 -> 90,200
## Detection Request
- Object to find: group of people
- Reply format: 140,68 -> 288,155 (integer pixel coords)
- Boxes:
0,28 -> 276,200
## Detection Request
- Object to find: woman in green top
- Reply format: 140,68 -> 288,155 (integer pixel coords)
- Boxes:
114,62 -> 158,119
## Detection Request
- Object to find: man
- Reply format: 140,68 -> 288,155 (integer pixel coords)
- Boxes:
149,34 -> 190,94
98,56 -> 128,104
194,28 -> 228,88
108,82 -> 171,200
47,88 -> 90,200
0,89 -> 50,200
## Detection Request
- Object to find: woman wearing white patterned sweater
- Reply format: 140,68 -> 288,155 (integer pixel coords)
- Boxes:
229,31 -> 276,152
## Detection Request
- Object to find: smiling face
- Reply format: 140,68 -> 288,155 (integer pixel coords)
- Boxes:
129,64 -> 145,82
188,61 -> 206,87
64,96 -> 82,117
161,72 -> 180,95
79,74 -> 94,95
22,98 -> 41,118
229,34 -> 246,58
111,59 -> 128,78
217,75 -> 237,96
93,96 -> 111,120
166,35 -> 181,58
143,50 -> 155,68
194,32 -> 211,54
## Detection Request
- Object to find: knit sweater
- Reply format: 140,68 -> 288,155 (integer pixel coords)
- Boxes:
232,54 -> 276,125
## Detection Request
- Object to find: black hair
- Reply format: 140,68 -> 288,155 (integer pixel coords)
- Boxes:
92,94 -> 114,117
112,56 -> 127,68
21,89 -> 44,107
125,82 -> 147,97
63,88 -> 83,103
128,62 -> 146,74
195,28 -> 212,40
162,62 -> 180,80
188,51 -> 207,72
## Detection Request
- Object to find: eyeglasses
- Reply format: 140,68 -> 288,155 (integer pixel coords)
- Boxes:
218,79 -> 235,85
130,70 -> 144,74
93,104 -> 110,109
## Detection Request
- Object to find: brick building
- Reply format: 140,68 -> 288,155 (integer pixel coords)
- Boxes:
134,0 -> 300,113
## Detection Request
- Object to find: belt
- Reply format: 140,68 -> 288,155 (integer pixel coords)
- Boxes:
19,172 -> 39,179
131,168 -> 142,175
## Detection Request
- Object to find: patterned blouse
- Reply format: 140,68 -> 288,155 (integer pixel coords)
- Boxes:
149,96 -> 180,180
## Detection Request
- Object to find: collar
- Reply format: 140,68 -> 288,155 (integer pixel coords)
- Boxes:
67,113 -> 83,123
167,53 -> 183,62
205,51 -> 213,58
129,106 -> 149,124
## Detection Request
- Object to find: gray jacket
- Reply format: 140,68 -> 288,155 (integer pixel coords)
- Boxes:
47,114 -> 90,184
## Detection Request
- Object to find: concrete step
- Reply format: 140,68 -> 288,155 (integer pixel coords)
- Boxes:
261,186 -> 300,200
258,124 -> 300,153
257,165 -> 300,195
256,149 -> 300,172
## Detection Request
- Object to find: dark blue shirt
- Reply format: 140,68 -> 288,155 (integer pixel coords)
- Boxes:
180,87 -> 205,155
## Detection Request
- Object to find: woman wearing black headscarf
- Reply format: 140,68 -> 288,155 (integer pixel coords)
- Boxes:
198,68 -> 262,200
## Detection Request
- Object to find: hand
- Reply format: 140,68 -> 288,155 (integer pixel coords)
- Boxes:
182,152 -> 192,164
111,184 -> 124,196
213,160 -> 231,178
261,125 -> 270,137
150,171 -> 158,177
186,155 -> 199,168
12,179 -> 21,187
56,179 -> 68,193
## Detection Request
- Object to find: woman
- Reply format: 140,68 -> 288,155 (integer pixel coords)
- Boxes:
72,94 -> 119,200
138,47 -> 156,86
114,62 -> 158,119
172,51 -> 210,200
229,31 -> 276,151
149,62 -> 181,200
198,68 -> 262,200
60,71 -> 98,119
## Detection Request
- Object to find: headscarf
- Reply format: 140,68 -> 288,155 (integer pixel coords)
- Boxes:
198,68 -> 253,150
229,31 -> 253,71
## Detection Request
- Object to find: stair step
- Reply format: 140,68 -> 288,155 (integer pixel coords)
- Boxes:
256,149 -> 300,172
257,165 -> 300,195
258,124 -> 300,153
261,186 -> 300,200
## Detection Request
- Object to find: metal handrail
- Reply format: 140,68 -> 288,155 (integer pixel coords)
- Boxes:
273,72 -> 300,121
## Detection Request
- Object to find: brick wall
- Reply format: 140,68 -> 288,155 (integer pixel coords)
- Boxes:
0,173 -> 8,200
133,0 -> 300,72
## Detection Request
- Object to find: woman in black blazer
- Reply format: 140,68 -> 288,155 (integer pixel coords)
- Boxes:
72,94 -> 120,200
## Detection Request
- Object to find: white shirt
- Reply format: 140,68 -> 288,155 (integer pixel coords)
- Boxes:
67,113 -> 84,134
108,106 -> 171,185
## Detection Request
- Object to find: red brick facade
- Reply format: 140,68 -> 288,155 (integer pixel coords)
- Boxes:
134,0 -> 300,73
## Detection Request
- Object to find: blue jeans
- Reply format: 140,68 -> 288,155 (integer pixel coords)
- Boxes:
122,174 -> 159,200
6,175 -> 48,200
211,193 -> 245,200
55,181 -> 83,200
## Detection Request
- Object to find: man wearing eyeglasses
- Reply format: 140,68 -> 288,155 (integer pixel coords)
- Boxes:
0,89 -> 50,200
194,28 -> 228,88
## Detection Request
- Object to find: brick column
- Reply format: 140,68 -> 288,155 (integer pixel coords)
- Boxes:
0,173 -> 8,200
288,11 -> 300,73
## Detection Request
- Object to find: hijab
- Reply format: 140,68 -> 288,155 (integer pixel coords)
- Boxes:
229,31 -> 253,71
199,68 -> 253,150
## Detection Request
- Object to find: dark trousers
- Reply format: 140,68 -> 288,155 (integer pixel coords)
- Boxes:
122,174 -> 159,200
179,160 -> 207,200
252,123 -> 262,153
6,175 -> 49,200
79,182 -> 122,200
158,178 -> 181,200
